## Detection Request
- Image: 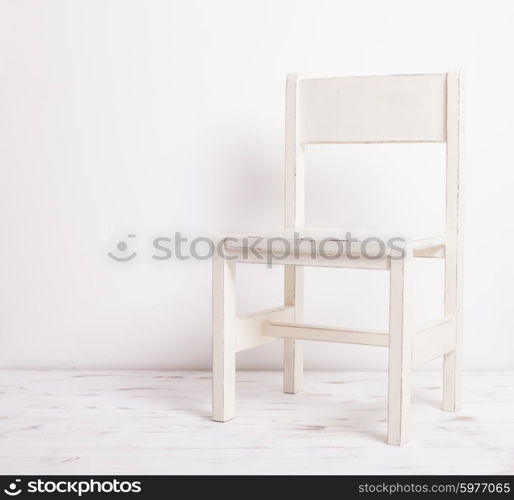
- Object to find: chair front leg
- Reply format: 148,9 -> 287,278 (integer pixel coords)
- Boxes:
387,252 -> 413,445
212,254 -> 236,422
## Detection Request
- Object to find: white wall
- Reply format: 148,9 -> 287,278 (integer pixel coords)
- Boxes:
1,0 -> 513,370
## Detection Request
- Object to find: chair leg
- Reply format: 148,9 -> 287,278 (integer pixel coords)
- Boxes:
284,339 -> 303,394
387,253 -> 413,445
283,265 -> 304,394
442,248 -> 463,411
443,322 -> 462,411
212,255 -> 236,422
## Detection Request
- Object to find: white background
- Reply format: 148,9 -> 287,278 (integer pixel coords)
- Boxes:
0,0 -> 512,370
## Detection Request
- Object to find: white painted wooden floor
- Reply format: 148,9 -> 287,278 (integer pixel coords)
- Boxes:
1,371 -> 513,475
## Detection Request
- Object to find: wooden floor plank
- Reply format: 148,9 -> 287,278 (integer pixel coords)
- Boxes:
0,370 -> 512,475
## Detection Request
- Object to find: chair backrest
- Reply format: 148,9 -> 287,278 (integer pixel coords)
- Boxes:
284,70 -> 463,264
284,68 -> 463,315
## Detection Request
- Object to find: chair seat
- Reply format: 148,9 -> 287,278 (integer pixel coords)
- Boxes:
224,227 -> 445,257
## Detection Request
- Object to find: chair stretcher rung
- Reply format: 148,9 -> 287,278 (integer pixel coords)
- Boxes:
235,306 -> 295,352
412,318 -> 456,367
264,321 -> 389,347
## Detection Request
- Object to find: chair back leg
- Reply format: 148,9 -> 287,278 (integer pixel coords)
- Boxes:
283,265 -> 304,393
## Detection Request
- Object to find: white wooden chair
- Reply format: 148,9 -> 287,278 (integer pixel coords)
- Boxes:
212,69 -> 464,445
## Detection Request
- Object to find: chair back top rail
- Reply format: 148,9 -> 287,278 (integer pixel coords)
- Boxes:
296,73 -> 447,144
